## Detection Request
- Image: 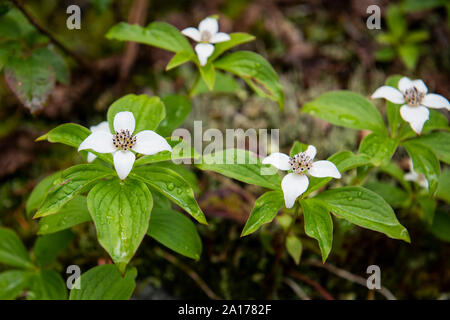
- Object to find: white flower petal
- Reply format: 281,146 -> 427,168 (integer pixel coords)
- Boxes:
398,77 -> 414,93
281,173 -> 309,209
421,93 -> 450,110
113,111 -> 135,134
198,17 -> 218,35
309,160 -> 341,179
181,27 -> 201,42
371,86 -> 405,104
210,32 -> 230,43
305,145 -> 317,160
195,43 -> 214,66
78,131 -> 115,153
87,152 -> 97,163
400,105 -> 429,135
262,152 -> 291,171
412,79 -> 427,94
132,130 -> 172,155
419,177 -> 429,189
90,121 -> 110,133
113,150 -> 135,180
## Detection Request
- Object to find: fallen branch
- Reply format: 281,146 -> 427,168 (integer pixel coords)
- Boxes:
288,270 -> 335,300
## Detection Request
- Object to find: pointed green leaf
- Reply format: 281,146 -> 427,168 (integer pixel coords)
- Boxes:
415,131 -> 450,164
0,270 -> 31,300
147,208 -> 202,260
209,33 -> 255,61
197,149 -> 283,190
302,90 -> 386,133
107,94 -> 165,133
38,196 -> 92,235
26,171 -> 62,216
87,178 -> 152,272
157,94 -> 192,137
131,166 -> 206,225
27,270 -> 67,300
403,140 -> 440,195
0,228 -> 33,269
286,235 -> 303,265
33,230 -> 74,267
69,265 -> 137,300
300,198 -> 333,262
359,132 -> 398,166
166,51 -> 194,70
199,62 -> 215,90
241,190 -> 284,236
315,186 -> 410,242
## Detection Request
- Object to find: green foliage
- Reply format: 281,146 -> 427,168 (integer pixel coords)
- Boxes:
241,190 -> 285,236
69,265 -> 137,300
359,133 -> 397,166
197,149 -> 283,190
87,178 -> 153,273
33,230 -> 74,267
0,270 -> 30,300
314,187 -> 410,242
403,140 -> 440,195
0,228 -> 33,269
300,199 -> 333,262
27,270 -> 67,300
285,235 -> 302,265
147,208 -> 202,260
302,91 -> 386,133
214,51 -> 284,108
157,95 -> 192,137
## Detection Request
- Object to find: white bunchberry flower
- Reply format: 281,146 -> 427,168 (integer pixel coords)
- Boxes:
404,159 -> 428,189
262,145 -> 341,208
86,121 -> 110,163
78,111 -> 172,180
371,76 -> 450,134
181,17 -> 230,66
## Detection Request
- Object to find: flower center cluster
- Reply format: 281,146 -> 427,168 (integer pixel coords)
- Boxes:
201,30 -> 212,42
404,87 -> 424,107
113,129 -> 136,151
289,152 -> 313,175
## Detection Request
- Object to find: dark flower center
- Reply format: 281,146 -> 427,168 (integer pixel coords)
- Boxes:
113,129 -> 136,151
201,30 -> 212,42
404,87 -> 424,107
289,152 -> 313,175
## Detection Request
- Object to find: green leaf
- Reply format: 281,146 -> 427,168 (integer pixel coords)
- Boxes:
398,44 -> 420,70
374,47 -> 396,62
157,94 -> 192,137
364,181 -> 409,208
0,228 -> 33,269
134,139 -> 200,166
414,131 -> 450,164
315,186 -> 410,242
107,94 -> 166,133
209,32 -> 255,61
26,171 -> 62,216
289,141 -> 308,157
286,235 -> 302,265
404,30 -> 429,43
37,123 -> 89,147
87,178 -> 152,272
166,51 -> 195,70
27,270 -> 67,300
305,151 -> 371,196
197,149 -> 283,190
241,190 -> 284,236
403,140 -> 440,195
431,211 -> 450,242
436,169 -> 450,203
69,265 -> 137,300
214,51 -> 284,108
359,133 -> 398,166
33,46 -> 70,84
106,21 -> 193,53
384,74 -> 403,135
152,161 -> 199,194
33,230 -> 74,267
131,166 -> 206,225
302,91 -> 386,133
199,62 -> 215,90
300,198 -> 333,262
386,5 -> 406,38
417,195 -> 436,226
38,196 -> 92,235
35,164 -> 115,218
0,270 -> 30,300
379,162 -> 411,191
147,208 -> 202,260
190,71 -> 241,96
4,53 -> 54,113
